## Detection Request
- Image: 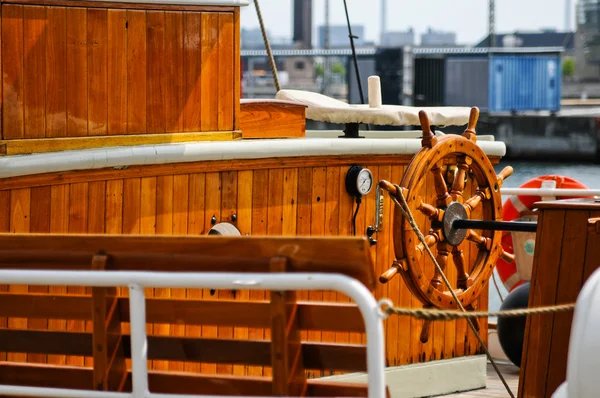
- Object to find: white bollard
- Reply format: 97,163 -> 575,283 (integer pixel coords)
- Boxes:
368,75 -> 382,108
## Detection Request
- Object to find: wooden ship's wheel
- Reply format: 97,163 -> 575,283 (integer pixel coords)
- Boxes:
379,107 -> 515,340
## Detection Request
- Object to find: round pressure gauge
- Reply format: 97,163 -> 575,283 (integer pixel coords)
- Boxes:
345,165 -> 374,198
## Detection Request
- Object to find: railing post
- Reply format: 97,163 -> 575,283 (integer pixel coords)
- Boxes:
128,283 -> 149,398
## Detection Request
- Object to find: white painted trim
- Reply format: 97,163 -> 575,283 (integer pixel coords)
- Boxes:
0,138 -> 506,180
318,355 -> 487,398
64,0 -> 249,5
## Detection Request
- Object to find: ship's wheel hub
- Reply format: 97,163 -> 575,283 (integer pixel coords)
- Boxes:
442,202 -> 468,246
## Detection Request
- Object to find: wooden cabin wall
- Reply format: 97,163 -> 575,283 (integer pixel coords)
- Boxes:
0,1 -> 240,141
0,155 -> 495,375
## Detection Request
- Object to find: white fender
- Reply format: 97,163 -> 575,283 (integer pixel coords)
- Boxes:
552,267 -> 600,398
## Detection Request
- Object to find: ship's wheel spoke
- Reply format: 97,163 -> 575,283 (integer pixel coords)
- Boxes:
451,244 -> 470,289
431,163 -> 452,207
416,232 -> 440,256
466,229 -> 492,251
416,197 -> 445,222
431,242 -> 450,290
450,156 -> 471,202
464,191 -> 485,216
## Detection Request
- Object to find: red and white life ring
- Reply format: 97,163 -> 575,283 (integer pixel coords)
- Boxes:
497,175 -> 590,292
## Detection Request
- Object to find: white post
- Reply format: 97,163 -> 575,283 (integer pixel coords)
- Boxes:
129,284 -> 149,398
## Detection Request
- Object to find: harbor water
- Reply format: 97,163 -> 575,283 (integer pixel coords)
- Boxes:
489,160 -> 600,313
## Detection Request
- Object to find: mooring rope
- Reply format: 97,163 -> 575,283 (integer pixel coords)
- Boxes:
381,302 -> 576,321
253,0 -> 281,92
388,185 -> 516,398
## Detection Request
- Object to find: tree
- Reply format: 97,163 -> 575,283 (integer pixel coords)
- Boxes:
563,58 -> 575,79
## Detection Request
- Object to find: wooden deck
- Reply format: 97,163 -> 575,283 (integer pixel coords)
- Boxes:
443,361 -> 520,397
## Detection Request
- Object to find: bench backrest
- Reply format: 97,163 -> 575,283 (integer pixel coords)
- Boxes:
0,233 -> 382,397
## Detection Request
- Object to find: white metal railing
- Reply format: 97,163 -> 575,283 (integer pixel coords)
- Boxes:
501,178 -> 600,199
0,271 -> 387,398
501,188 -> 600,197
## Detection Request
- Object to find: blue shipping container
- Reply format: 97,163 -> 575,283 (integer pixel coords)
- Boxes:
488,54 -> 562,112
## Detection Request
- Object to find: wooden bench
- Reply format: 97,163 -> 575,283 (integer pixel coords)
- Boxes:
0,233 -> 388,397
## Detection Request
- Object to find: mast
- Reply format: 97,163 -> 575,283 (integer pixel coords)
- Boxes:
489,0 -> 496,47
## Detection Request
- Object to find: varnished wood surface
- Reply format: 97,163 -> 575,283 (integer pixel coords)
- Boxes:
0,131 -> 241,155
1,3 -> 238,140
0,233 -> 382,396
240,100 -> 307,139
534,197 -> 600,210
0,153 -> 499,378
519,203 -> 600,398
2,0 -> 236,12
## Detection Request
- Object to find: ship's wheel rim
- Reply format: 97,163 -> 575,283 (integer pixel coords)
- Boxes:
393,134 -> 504,310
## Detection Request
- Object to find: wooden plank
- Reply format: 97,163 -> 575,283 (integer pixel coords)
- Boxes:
336,166 -> 352,348
0,294 -> 365,332
185,172 -> 205,373
200,12 -> 219,131
309,166 -> 326,357
66,7 -> 88,137
545,210 -> 590,395
88,181 -> 106,234
202,171 -> 221,374
2,5 -> 24,139
0,234 -> 375,287
0,363 -> 372,397
583,209 -> 600,282
92,254 -> 126,391
519,209 -> 566,398
87,8 -> 108,136
217,171 -> 237,375
217,12 -> 234,131
170,174 -> 188,372
0,330 -> 368,371
296,167 -> 312,344
27,186 -> 51,364
376,165 -> 395,364
105,180 -> 123,235
154,175 -> 173,371
0,130 -> 240,155
322,166 -> 340,369
0,191 -> 9,361
282,168 -> 298,237
8,188 -> 30,363
122,178 -> 141,235
233,8 -> 240,131
146,10 -> 166,134
0,154 -> 416,191
126,10 -> 146,134
240,100 -> 306,139
182,12 -> 201,132
391,165 -> 409,365
235,170 -> 252,376
164,11 -> 183,133
139,175 -> 156,362
67,183 -> 88,367
270,257 -> 307,396
107,9 -> 127,135
45,6 -> 67,137
4,1 -> 234,11
48,184 -> 69,365
23,5 -> 46,139
248,169 -> 268,377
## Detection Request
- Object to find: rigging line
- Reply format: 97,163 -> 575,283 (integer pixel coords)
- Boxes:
254,0 -> 281,92
492,270 -> 505,303
389,188 -> 515,398
342,0 -> 365,105
382,302 -> 575,321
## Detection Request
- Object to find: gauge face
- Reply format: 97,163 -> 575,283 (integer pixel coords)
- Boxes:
356,168 -> 373,195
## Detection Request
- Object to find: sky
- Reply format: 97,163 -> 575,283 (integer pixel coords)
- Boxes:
240,0 -> 578,46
